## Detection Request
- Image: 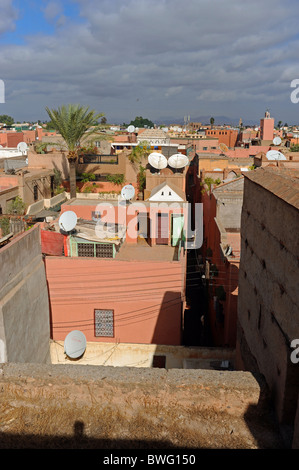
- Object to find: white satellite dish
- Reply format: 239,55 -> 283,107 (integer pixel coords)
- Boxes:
0,145 -> 3,148
121,184 -> 135,201
148,152 -> 167,170
17,142 -> 28,153
58,210 -> 77,233
273,136 -> 282,146
168,153 -> 189,169
127,125 -> 135,133
266,150 -> 286,161
64,330 -> 86,359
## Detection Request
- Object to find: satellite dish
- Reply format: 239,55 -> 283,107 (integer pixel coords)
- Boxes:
64,330 -> 86,359
219,143 -> 228,154
266,150 -> 286,161
127,125 -> 135,133
273,136 -> 282,146
224,245 -> 232,256
121,184 -> 135,201
58,211 -> 77,233
168,153 -> 189,169
148,152 -> 167,170
0,145 -> 3,148
17,142 -> 28,153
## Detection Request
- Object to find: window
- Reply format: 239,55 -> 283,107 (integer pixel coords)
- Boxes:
33,184 -> 38,201
95,309 -> 114,337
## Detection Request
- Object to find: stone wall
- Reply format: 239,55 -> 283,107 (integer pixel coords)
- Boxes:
0,226 -> 51,363
236,170 -> 299,432
0,362 -> 284,449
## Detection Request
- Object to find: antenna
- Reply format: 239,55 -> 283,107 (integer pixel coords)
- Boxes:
121,184 -> 135,203
148,152 -> 168,171
17,142 -> 28,154
273,136 -> 282,146
167,153 -> 189,169
64,330 -> 87,359
224,245 -> 232,256
219,143 -> 228,155
266,150 -> 286,161
58,210 -> 77,233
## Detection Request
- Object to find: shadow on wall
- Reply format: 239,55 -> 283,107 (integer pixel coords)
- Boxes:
151,291 -> 183,346
243,373 -> 287,449
0,420 -> 177,449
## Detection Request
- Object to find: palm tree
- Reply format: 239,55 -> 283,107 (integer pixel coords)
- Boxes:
210,117 -> 215,129
45,104 -> 104,198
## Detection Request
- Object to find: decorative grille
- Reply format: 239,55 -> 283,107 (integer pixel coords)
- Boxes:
95,243 -> 114,258
95,309 -> 114,337
77,243 -> 94,257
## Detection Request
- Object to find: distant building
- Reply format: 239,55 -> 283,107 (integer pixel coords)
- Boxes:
260,110 -> 274,142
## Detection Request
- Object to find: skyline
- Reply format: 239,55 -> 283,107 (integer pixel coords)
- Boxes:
1,0 -> 299,124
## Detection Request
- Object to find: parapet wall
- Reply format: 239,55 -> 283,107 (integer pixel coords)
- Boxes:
0,362 -> 285,449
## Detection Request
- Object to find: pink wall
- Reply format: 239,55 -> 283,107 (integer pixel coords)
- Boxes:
45,257 -> 184,345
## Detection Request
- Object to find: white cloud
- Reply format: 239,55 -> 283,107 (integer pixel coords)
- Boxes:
1,0 -> 299,123
0,0 -> 18,36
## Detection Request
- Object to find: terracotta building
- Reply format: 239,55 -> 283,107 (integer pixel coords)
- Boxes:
201,177 -> 244,347
42,186 -> 188,348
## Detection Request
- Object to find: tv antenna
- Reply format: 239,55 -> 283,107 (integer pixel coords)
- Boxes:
273,136 -> 282,146
58,210 -> 78,233
64,330 -> 87,359
17,142 -> 28,154
266,150 -> 286,161
219,143 -> 228,155
121,184 -> 135,204
148,152 -> 168,172
167,153 -> 189,170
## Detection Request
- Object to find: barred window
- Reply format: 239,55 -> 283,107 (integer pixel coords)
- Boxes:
95,309 -> 114,337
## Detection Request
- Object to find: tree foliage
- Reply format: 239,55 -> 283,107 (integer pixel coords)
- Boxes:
6,196 -> 26,215
0,115 -> 14,126
129,116 -> 154,129
45,104 -> 104,158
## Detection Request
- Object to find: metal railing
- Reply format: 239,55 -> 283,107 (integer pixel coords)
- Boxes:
80,154 -> 119,164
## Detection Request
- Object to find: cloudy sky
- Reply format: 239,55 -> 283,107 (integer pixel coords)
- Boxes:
0,0 -> 299,125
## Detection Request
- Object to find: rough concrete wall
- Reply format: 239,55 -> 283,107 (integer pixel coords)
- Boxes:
28,151 -> 69,180
0,226 -> 51,363
0,187 -> 19,214
237,176 -> 299,425
0,362 -> 284,449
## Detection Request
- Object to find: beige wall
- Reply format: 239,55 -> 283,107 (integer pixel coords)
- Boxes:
236,174 -> 299,431
28,150 -> 69,179
0,186 -> 19,214
0,226 -> 51,363
50,341 -> 235,368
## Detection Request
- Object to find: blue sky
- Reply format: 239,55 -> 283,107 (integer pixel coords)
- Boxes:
1,0 -> 299,125
1,0 -> 83,44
